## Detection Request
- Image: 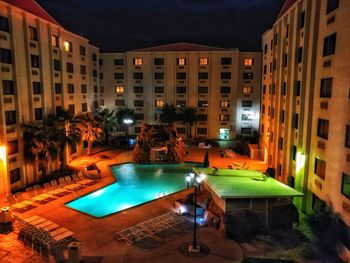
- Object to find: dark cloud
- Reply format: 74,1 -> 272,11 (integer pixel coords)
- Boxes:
36,0 -> 284,52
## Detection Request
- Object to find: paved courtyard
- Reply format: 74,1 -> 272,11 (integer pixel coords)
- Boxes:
0,146 -> 266,262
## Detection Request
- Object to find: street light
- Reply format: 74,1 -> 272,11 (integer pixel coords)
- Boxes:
186,171 -> 204,253
123,118 -> 133,137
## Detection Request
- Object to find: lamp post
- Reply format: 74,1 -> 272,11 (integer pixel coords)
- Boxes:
123,118 -> 133,138
185,171 -> 206,253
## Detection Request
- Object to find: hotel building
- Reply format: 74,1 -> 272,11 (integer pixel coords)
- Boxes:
100,45 -> 261,139
0,0 -> 100,198
261,0 -> 350,252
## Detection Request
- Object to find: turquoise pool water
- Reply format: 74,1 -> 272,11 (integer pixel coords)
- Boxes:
66,162 -> 198,217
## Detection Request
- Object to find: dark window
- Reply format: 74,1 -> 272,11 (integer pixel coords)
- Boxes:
286,24 -> 289,38
292,145 -> 297,161
197,128 -> 207,134
221,72 -> 231,79
10,168 -> 21,184
66,62 -> 73,73
81,84 -> 87,93
28,26 -> 38,41
345,125 -> 350,148
51,35 -> 59,47
67,83 -> 74,94
197,114 -> 207,121
92,69 -> 97,78
279,137 -> 284,150
92,53 -> 97,62
274,33 -> 278,45
93,85 -> 98,93
7,140 -> 18,155
56,106 -> 63,116
32,82 -> 41,94
198,101 -> 208,107
154,86 -> 164,93
2,80 -> 14,95
342,173 -> 350,199
134,114 -> 144,121
262,85 -> 266,95
68,104 -> 75,115
314,157 -> 326,179
273,59 -> 276,70
294,113 -> 299,129
220,86 -> 231,93
176,100 -> 186,108
243,72 -> 253,79
327,0 -> 339,14
221,57 -> 232,65
115,100 -> 125,106
297,47 -> 303,63
241,128 -> 251,134
80,65 -> 86,75
264,44 -> 268,54
0,15 -> 9,32
282,82 -> 287,95
198,86 -> 208,93
263,64 -> 267,75
134,100 -> 144,107
114,59 -> 124,66
100,86 -> 104,93
198,72 -> 208,79
176,72 -> 186,79
133,86 -> 143,93
79,45 -> 86,56
133,72 -> 143,79
242,100 -> 252,107
31,55 -> 40,68
93,101 -> 99,109
114,73 -> 124,80
54,83 -> 61,94
320,78 -> 332,98
283,53 -> 288,67
53,59 -> 61,71
176,86 -> 186,93
154,58 -> 164,65
0,48 -> 12,64
261,104 -> 265,114
317,118 -> 329,139
99,59 -> 103,66
154,72 -> 164,79
99,73 -> 103,79
299,11 -> 305,29
82,103 -> 88,112
295,81 -> 301,96
34,108 -> 43,120
323,33 -> 337,57
5,110 -> 16,125
281,110 -> 285,123
272,84 -> 276,95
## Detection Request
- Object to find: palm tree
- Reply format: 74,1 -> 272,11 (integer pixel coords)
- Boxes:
180,107 -> 197,138
77,113 -> 103,155
116,108 -> 135,136
160,104 -> 177,125
54,110 -> 82,171
96,108 -> 118,144
22,119 -> 58,178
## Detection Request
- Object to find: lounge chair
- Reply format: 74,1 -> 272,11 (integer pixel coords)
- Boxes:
33,185 -> 56,200
15,192 -> 37,206
6,195 -> 30,210
58,177 -> 80,191
74,171 -> 97,186
64,176 -> 85,191
43,183 -> 66,197
50,180 -> 71,195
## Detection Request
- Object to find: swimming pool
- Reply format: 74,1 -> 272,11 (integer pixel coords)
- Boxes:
66,162 -> 199,217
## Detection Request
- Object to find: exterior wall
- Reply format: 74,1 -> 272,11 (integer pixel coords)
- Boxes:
100,50 -> 261,140
261,0 -> 350,253
0,1 -> 99,199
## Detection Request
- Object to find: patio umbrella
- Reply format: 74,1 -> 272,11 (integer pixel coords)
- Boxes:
203,150 -> 209,168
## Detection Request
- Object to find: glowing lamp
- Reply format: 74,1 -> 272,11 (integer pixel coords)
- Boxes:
200,173 -> 206,181
63,41 -> 70,52
185,175 -> 191,182
0,146 -> 6,164
296,152 -> 306,173
189,172 -> 195,179
123,119 -> 133,125
196,177 -> 202,184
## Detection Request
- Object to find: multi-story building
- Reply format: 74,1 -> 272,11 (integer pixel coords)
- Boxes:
261,0 -> 350,254
0,0 -> 100,198
100,43 -> 261,139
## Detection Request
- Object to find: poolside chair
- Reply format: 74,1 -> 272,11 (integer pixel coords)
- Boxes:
72,173 -> 95,186
64,176 -> 85,191
26,187 -> 52,204
33,185 -> 56,200
6,194 -> 29,210
50,180 -> 71,195
15,192 -> 37,206
43,183 -> 66,197
58,177 -> 79,191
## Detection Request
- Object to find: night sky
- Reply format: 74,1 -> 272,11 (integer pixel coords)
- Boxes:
36,0 -> 284,53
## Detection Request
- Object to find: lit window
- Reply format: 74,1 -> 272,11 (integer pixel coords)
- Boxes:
199,58 -> 208,65
244,58 -> 254,66
28,26 -> 38,41
155,100 -> 164,108
115,86 -> 124,93
220,100 -> 230,108
51,35 -> 59,47
133,58 -> 143,65
219,114 -> 230,121
64,41 -> 72,52
242,86 -> 253,95
177,58 -> 186,65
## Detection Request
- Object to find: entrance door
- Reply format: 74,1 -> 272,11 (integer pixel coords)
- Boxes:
219,128 -> 230,140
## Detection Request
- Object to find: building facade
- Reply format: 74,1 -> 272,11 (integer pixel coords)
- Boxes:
261,0 -> 350,254
100,44 -> 261,139
0,0 -> 100,198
